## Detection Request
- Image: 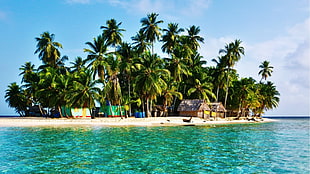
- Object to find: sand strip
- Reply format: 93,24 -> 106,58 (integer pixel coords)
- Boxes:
0,117 -> 275,127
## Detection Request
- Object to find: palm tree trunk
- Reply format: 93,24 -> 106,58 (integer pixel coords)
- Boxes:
141,98 -> 145,117
224,68 -> 230,108
149,99 -> 153,117
128,78 -> 131,117
216,86 -> 219,102
108,100 -> 113,117
38,104 -> 46,118
146,98 -> 149,118
18,111 -> 23,117
151,43 -> 154,55
238,102 -> 242,118
118,105 -> 123,119
58,105 -> 64,118
173,83 -> 180,112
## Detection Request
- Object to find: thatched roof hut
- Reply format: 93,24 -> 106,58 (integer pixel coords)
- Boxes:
209,102 -> 226,112
177,99 -> 210,118
209,102 -> 226,118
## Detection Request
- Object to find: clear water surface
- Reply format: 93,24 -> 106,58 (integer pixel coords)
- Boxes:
0,118 -> 309,173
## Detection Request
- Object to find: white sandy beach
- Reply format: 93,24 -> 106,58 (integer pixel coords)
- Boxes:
0,117 -> 275,127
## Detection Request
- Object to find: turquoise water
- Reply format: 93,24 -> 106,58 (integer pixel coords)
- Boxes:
0,118 -> 309,173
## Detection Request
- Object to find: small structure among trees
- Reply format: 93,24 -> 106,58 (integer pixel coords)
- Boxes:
209,102 -> 226,118
177,99 -> 210,119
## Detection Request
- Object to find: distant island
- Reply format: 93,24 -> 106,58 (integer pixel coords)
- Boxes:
5,13 -> 279,120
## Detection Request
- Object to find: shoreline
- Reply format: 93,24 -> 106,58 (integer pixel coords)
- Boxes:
0,117 -> 275,127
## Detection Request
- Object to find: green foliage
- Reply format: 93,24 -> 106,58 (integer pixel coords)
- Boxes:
5,13 -> 280,117
5,83 -> 28,116
101,18 -> 125,48
258,60 -> 274,82
34,32 -> 63,68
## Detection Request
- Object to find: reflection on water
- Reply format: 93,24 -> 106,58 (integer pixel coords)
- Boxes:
0,118 -> 309,173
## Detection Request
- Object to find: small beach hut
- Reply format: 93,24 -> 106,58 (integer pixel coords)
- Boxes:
177,99 -> 210,118
209,102 -> 226,118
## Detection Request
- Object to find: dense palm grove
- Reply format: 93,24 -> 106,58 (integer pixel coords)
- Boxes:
5,13 -> 279,117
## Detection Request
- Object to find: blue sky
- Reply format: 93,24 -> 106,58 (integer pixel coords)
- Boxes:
0,0 -> 309,116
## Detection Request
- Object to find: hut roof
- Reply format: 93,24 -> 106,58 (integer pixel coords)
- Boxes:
209,102 -> 226,112
177,99 -> 210,111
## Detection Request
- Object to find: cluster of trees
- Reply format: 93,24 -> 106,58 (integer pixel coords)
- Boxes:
5,13 -> 279,117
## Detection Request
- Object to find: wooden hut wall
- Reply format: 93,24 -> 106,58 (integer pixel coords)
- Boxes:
179,111 -> 209,118
179,111 -> 200,117
197,111 -> 207,118
216,112 -> 225,118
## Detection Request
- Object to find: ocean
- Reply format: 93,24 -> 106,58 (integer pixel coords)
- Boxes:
0,118 -> 309,173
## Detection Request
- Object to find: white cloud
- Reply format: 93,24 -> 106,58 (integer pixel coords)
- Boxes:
180,0 -> 211,16
132,0 -> 164,14
250,19 -> 310,115
106,0 -> 166,15
106,0 -> 210,17
65,0 -> 211,20
202,18 -> 310,115
200,36 -> 237,64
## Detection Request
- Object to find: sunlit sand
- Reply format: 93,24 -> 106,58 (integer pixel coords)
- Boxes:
0,117 -> 275,127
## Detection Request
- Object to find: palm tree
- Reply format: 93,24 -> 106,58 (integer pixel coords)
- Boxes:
246,89 -> 260,116
256,81 -> 280,116
188,52 -> 207,75
163,46 -> 192,110
131,30 -> 151,54
219,39 -> 244,68
134,51 -> 170,117
34,32 -> 63,68
5,83 -> 28,116
100,19 -> 125,49
161,23 -> 184,54
161,79 -> 183,116
211,56 -> 227,102
164,54 -> 190,83
219,39 -> 245,108
36,67 -> 63,116
38,68 -> 71,117
67,69 -> 101,109
187,79 -> 216,103
174,36 -> 194,60
258,60 -> 273,82
233,77 -> 256,117
105,55 -> 122,106
185,25 -> 204,51
117,42 -> 136,115
140,13 -> 163,54
21,70 -> 40,111
55,72 -> 72,117
70,56 -> 86,73
84,35 -> 109,80
55,55 -> 69,74
19,62 -> 36,83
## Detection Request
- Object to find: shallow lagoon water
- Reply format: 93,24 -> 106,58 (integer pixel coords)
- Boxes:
0,118 -> 309,173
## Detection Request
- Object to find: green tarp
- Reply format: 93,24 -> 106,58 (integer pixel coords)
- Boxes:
101,106 -> 125,117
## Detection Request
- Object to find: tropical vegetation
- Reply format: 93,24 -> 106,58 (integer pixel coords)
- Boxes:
5,13 -> 280,118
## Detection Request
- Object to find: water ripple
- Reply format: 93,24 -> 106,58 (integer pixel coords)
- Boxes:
0,119 -> 309,173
